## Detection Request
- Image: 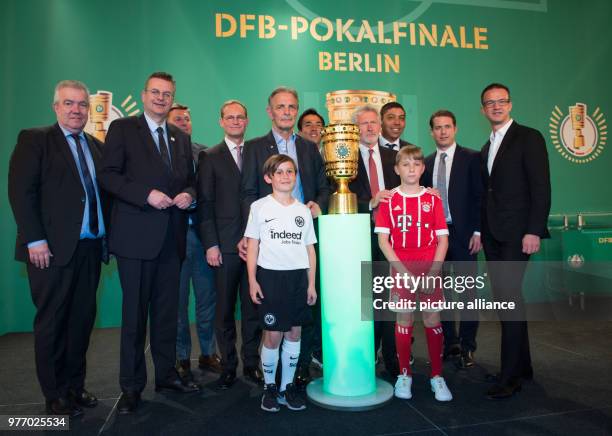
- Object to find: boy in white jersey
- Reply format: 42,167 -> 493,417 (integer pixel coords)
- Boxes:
374,146 -> 453,402
244,154 -> 317,412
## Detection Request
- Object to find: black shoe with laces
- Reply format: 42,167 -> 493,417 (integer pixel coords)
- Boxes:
278,383 -> 306,411
261,383 -> 280,412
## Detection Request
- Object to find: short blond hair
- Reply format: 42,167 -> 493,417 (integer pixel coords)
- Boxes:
395,145 -> 423,165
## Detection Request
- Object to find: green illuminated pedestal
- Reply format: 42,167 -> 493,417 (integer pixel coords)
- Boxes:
307,214 -> 393,411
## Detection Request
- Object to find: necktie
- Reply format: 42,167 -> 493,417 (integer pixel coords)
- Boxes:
368,148 -> 380,199
71,134 -> 99,236
437,152 -> 450,221
236,145 -> 242,171
157,127 -> 171,169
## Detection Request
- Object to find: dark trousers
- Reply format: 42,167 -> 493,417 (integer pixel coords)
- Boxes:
371,229 -> 398,376
482,230 -> 532,383
214,253 -> 261,372
117,225 -> 181,392
27,239 -> 102,400
441,225 -> 479,352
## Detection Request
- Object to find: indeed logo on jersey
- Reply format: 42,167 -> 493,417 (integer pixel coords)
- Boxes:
269,228 -> 302,244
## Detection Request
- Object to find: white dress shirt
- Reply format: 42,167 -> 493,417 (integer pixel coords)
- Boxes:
224,137 -> 244,166
379,135 -> 400,150
487,119 -> 513,174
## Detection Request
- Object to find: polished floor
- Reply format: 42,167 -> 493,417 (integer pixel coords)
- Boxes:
0,321 -> 611,435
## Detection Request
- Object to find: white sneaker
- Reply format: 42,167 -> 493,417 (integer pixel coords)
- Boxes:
430,376 -> 452,401
394,370 -> 412,399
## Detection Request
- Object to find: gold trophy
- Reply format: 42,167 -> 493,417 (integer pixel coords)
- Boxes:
321,123 -> 360,214
89,91 -> 112,142
326,90 -> 396,124
569,103 -> 586,149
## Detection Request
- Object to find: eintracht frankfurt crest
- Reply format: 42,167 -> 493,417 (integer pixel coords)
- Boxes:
549,103 -> 607,164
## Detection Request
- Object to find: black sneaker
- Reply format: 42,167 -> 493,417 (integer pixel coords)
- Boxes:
261,383 -> 280,412
278,383 -> 306,411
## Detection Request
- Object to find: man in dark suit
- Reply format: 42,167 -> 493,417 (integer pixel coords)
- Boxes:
421,110 -> 483,368
479,83 -> 551,399
378,102 -> 414,150
349,105 -> 401,379
239,86 -> 330,385
198,99 -> 262,389
98,72 -> 199,414
167,104 -> 222,382
8,80 -> 110,416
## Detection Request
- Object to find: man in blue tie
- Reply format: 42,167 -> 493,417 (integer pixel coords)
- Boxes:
8,80 -> 110,416
99,72 -> 199,414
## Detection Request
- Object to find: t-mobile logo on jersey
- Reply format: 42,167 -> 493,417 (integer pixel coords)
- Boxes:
397,214 -> 413,233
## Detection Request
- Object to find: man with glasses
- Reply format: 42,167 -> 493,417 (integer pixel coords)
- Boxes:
167,104 -> 222,382
99,72 -> 199,414
479,83 -> 551,399
8,80 -> 110,416
198,100 -> 262,389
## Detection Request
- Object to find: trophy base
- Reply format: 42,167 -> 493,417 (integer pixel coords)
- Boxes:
329,192 -> 357,214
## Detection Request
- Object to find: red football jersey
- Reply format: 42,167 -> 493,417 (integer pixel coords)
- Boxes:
374,187 -> 449,250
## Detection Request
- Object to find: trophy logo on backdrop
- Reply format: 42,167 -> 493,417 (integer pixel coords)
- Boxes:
550,103 -> 607,164
84,91 -> 141,142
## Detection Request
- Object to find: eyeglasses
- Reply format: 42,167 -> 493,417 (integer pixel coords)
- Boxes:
146,89 -> 174,99
483,98 -> 511,108
223,115 -> 247,122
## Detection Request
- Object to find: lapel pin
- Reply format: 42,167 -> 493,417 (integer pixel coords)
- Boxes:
170,137 -> 175,142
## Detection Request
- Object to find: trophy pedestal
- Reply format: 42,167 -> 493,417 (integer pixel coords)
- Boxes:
329,192 -> 357,215
306,214 -> 393,411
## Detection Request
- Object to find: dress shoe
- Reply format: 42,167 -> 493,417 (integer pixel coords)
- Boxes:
117,391 -> 140,414
198,354 -> 223,374
243,366 -> 264,385
294,364 -> 311,388
486,380 -> 522,400
68,388 -> 98,408
443,343 -> 462,360
155,377 -> 200,393
176,359 -> 194,382
217,371 -> 236,389
457,350 -> 475,369
46,397 -> 83,417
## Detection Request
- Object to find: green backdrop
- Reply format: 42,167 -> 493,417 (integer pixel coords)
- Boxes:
1,0 -> 611,334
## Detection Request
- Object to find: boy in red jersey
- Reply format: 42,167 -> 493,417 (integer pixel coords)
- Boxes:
375,146 -> 452,401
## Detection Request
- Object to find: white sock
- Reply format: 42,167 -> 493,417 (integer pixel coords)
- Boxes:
280,339 -> 301,392
261,345 -> 279,385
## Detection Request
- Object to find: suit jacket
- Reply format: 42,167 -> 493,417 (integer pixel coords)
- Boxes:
349,146 -> 400,213
241,130 -> 330,222
8,123 -> 111,266
349,146 -> 400,261
197,140 -> 243,254
480,121 -> 551,242
98,114 -> 196,260
378,137 -> 414,150
422,145 -> 483,250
